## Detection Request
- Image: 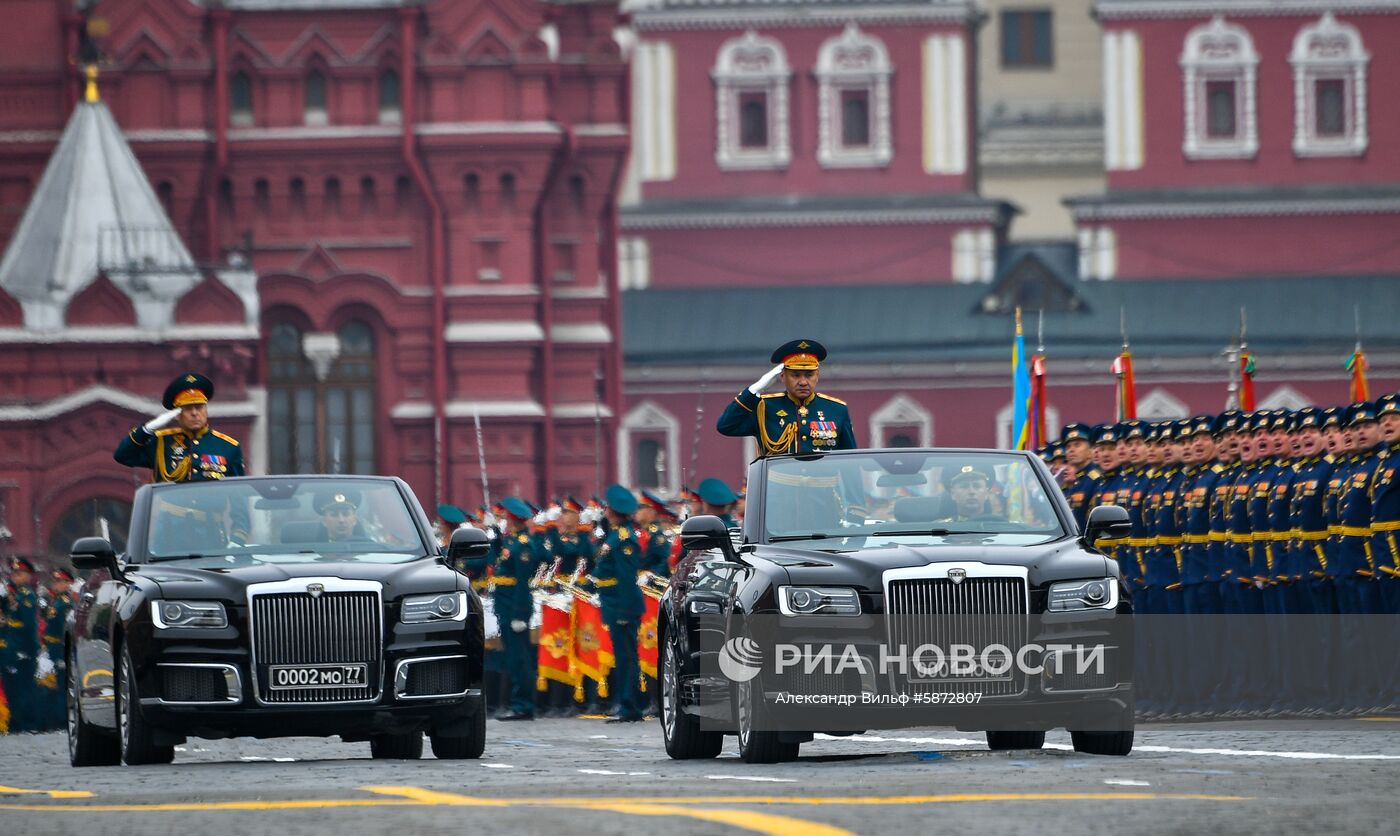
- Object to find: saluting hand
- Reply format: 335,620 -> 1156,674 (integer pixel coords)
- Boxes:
142,408 -> 182,434
748,363 -> 784,395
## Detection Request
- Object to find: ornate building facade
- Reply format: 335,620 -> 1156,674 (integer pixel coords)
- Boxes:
0,0 -> 629,556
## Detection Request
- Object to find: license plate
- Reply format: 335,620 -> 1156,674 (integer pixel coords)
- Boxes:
269,663 -> 368,690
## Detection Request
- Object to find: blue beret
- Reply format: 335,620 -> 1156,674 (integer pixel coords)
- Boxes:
604,484 -> 638,515
500,496 -> 534,520
697,477 -> 738,506
437,504 -> 467,525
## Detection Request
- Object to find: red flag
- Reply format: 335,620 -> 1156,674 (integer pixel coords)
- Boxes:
1030,354 -> 1047,449
572,595 -> 614,700
1347,350 -> 1369,402
638,593 -> 660,684
1239,353 -> 1256,411
1111,352 -> 1136,420
536,597 -> 574,691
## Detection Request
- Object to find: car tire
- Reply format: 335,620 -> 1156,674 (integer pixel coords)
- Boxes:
735,676 -> 798,764
68,647 -> 120,767
985,730 -> 1046,751
370,731 -> 424,759
1070,729 -> 1134,756
117,645 -> 175,765
430,705 -> 486,760
661,628 -> 722,760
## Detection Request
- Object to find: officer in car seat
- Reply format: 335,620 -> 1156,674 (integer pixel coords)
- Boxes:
943,462 -> 1000,521
313,490 -> 371,543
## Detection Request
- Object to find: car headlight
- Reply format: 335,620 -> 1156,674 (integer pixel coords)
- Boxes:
401,591 -> 468,624
151,600 -> 228,629
778,586 -> 861,616
1047,579 -> 1118,612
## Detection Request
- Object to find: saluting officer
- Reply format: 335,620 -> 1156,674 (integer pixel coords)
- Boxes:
717,339 -> 857,456
115,373 -> 245,482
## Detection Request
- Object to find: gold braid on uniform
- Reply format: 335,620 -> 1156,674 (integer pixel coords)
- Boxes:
156,433 -> 193,482
757,398 -> 798,456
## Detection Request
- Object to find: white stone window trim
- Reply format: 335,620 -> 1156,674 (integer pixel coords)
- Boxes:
618,400 -> 681,496
816,24 -> 894,169
1179,16 -> 1259,160
712,30 -> 792,171
1135,387 -> 1190,422
869,394 -> 933,448
1290,12 -> 1369,158
996,401 -> 1061,451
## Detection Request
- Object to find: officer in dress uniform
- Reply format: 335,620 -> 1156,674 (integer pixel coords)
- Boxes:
1334,403 -> 1386,708
494,497 -> 545,721
0,557 -> 41,733
594,485 -> 646,723
697,478 -> 741,528
1176,416 -> 1225,713
636,491 -> 674,577
1087,424 -> 1126,569
551,497 -> 595,578
1371,395 -> 1400,616
717,339 -> 857,456
1059,423 -> 1101,531
115,373 -> 248,543
40,568 -> 73,730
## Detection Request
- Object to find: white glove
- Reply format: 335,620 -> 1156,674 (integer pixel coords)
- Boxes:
143,408 -> 181,434
748,364 -> 784,396
510,619 -> 528,633
36,653 -> 55,680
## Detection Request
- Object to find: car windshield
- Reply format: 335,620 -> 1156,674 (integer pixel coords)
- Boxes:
145,478 -> 427,564
761,451 -> 1065,547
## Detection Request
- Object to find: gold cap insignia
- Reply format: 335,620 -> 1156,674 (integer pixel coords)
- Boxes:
185,374 -> 197,382
334,494 -> 346,503
797,340 -> 810,349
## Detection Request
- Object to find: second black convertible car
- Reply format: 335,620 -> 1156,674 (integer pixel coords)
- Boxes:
659,448 -> 1135,763
65,475 -> 490,766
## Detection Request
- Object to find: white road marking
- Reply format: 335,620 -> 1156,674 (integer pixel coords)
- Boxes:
238,756 -> 296,763
818,733 -> 1400,761
706,775 -> 798,783
481,763 -> 515,769
1104,779 -> 1151,787
578,769 -> 652,776
588,735 -> 609,739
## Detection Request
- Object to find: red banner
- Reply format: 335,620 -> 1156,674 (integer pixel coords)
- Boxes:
1239,353 -> 1256,411
536,599 -> 574,691
573,595 -> 614,700
638,594 -> 660,683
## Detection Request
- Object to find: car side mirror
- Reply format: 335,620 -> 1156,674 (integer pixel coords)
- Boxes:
1083,505 -> 1132,544
680,515 -> 738,561
447,526 -> 491,561
71,536 -> 122,578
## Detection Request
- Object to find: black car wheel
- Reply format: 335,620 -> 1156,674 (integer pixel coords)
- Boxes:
735,675 -> 798,764
1070,729 -> 1134,756
430,699 -> 486,759
985,730 -> 1046,751
117,646 -> 174,765
661,628 -> 722,760
68,647 -> 120,767
370,731 -> 424,759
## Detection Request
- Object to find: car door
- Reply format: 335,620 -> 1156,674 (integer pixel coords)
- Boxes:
72,561 -> 123,729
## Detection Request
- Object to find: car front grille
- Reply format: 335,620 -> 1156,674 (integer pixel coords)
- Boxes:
250,591 -> 381,704
886,577 -> 1028,697
161,666 -> 230,703
401,658 -> 469,699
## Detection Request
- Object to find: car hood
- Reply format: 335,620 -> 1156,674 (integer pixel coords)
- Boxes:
132,558 -> 461,602
759,538 -> 1113,591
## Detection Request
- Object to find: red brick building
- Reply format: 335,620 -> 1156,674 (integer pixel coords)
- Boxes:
0,0 -> 629,556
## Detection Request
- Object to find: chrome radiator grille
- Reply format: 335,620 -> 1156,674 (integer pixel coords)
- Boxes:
250,591 -> 381,704
886,577 -> 1028,697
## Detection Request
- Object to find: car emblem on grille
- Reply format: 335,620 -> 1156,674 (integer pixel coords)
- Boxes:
947,568 -> 967,585
306,583 -> 324,598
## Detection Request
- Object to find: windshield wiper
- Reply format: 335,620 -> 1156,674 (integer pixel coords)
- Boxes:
768,533 -> 834,542
150,553 -> 226,563
870,529 -> 979,537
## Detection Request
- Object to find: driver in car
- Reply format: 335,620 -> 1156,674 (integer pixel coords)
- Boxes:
314,491 -> 372,543
943,463 -> 1002,521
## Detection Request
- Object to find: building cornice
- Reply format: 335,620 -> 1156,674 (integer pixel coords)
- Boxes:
1067,194 -> 1400,220
0,325 -> 259,343
621,204 -> 1004,229
0,384 -> 258,423
632,3 -> 979,32
1095,0 -> 1400,21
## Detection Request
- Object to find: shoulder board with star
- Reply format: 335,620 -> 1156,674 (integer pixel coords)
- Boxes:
759,393 -> 785,399
1211,463 -> 1225,474
1324,453 -> 1335,464
816,393 -> 847,406
210,430 -> 240,446
1086,468 -> 1102,480
155,428 -> 184,438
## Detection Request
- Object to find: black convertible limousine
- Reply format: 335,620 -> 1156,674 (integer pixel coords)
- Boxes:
65,475 -> 491,766
658,448 -> 1136,763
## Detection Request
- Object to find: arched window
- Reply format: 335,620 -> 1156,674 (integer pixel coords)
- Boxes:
304,69 -> 328,125
289,177 -> 306,213
1180,16 -> 1259,159
1290,12 -> 1369,157
498,172 -> 516,211
633,438 -> 663,489
266,318 -> 379,475
324,176 -> 341,213
463,172 -> 481,211
712,30 -> 791,170
230,71 -> 253,127
378,68 -> 401,124
254,178 -> 270,214
816,24 -> 893,168
359,176 -> 377,213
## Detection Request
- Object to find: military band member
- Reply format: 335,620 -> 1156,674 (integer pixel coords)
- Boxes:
717,339 -> 857,456
40,568 -> 73,729
697,478 -> 741,528
494,497 -> 545,721
638,490 -> 675,577
594,485 -> 646,723
0,557 -> 41,733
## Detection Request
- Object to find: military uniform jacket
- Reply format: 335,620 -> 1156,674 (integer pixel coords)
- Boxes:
1207,461 -> 1240,582
1177,464 -> 1222,586
1064,468 -> 1103,532
1288,456 -> 1335,579
42,591 -> 71,666
1369,442 -> 1400,575
717,390 -> 857,457
1265,462 -> 1298,580
492,529 -> 544,623
1335,446 -> 1385,577
639,523 -> 672,577
593,522 -> 645,624
550,529 -> 595,579
1246,461 -> 1280,579
1225,464 -> 1258,580
115,425 -> 246,482
0,584 -> 40,667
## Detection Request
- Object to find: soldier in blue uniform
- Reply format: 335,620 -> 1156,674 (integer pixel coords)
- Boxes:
1333,403 -> 1387,708
0,557 -> 41,733
494,497 -> 546,721
1088,424 -> 1127,570
1371,395 -> 1400,617
39,568 -> 73,730
1176,416 -> 1225,713
1059,423 -> 1101,531
594,485 -> 646,723
717,339 -> 857,456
